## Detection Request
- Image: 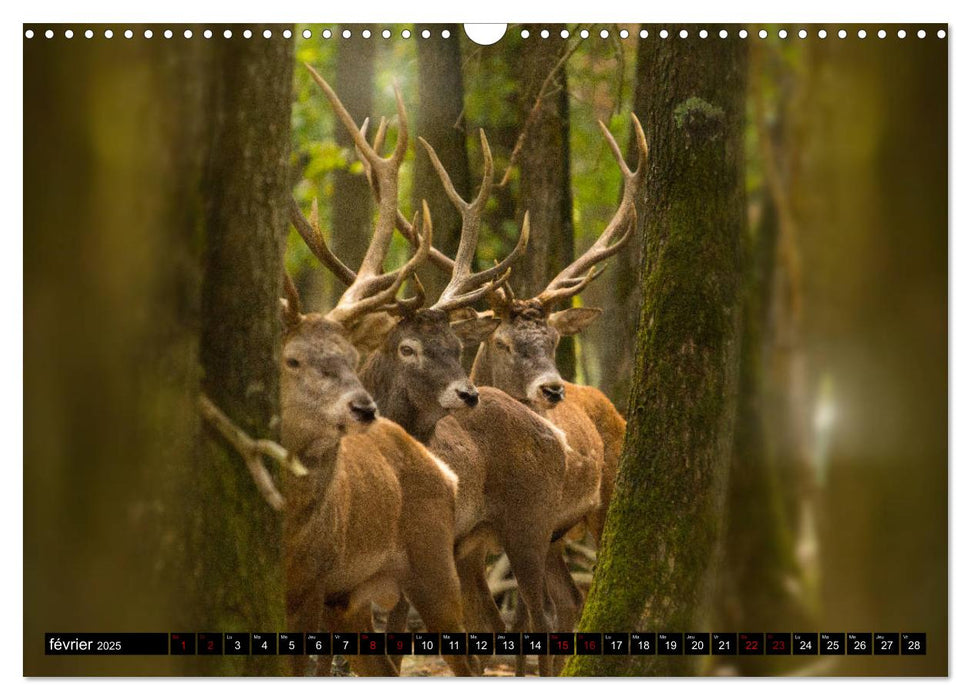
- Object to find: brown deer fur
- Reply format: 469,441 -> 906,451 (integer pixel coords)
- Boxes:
281,311 -> 474,677
358,315 -> 572,677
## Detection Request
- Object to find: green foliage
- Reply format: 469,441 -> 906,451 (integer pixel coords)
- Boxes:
288,25 -> 642,306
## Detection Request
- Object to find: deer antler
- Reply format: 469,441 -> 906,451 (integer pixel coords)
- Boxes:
419,130 -> 530,313
293,64 -> 430,326
325,202 -> 432,326
288,196 -> 357,287
353,119 -> 465,275
534,113 -> 648,308
304,64 -> 409,300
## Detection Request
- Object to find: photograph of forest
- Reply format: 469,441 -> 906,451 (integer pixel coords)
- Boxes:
23,23 -> 947,677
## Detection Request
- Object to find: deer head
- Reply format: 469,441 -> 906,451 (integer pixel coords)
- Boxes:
291,67 -> 526,442
282,66 -> 438,454
278,275 -> 375,460
471,115 -> 649,411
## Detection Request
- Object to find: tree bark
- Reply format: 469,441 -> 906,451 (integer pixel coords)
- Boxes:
330,24 -> 375,305
413,24 -> 470,299
514,26 -> 576,380
193,29 -> 294,675
23,24 -> 293,676
564,32 -> 748,677
598,34 -> 649,410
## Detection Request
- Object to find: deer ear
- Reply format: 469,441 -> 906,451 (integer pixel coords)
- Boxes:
346,312 -> 397,355
451,316 -> 501,348
548,307 -> 602,336
280,297 -> 302,330
447,307 -> 480,322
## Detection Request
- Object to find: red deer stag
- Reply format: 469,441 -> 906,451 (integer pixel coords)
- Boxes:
281,88 -> 475,674
293,64 -> 576,676
406,117 -> 647,667
471,115 -> 647,543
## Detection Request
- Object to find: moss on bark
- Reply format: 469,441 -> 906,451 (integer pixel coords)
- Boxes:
564,31 -> 748,677
190,30 -> 294,675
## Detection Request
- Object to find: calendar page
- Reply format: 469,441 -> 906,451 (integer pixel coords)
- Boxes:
23,21 -> 947,678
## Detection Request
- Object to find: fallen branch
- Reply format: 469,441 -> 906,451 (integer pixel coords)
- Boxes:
198,393 -> 307,512
487,554 -> 511,588
564,539 -> 598,563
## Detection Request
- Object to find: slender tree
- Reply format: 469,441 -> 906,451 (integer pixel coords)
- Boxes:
712,46 -> 817,676
513,25 -> 577,380
413,23 -> 470,298
564,30 -> 748,676
716,190 -> 812,675
598,33 -> 648,409
330,24 -> 375,305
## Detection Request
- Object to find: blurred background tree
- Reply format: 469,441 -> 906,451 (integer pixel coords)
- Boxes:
24,24 -> 294,676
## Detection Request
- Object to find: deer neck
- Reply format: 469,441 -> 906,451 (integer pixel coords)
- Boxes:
360,354 -> 440,444
377,391 -> 440,444
284,442 -> 340,531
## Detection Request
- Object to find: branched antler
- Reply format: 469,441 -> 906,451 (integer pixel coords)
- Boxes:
326,203 -> 432,325
534,113 -> 648,308
304,64 -> 412,307
419,130 -> 530,312
292,65 -> 431,324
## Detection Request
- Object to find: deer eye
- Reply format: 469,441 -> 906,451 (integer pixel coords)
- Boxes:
399,344 -> 416,358
286,357 -> 300,368
495,340 -> 510,353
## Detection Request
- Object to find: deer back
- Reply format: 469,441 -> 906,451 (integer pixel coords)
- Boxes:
430,387 -> 570,539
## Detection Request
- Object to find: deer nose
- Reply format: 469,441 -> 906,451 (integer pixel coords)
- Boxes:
348,394 -> 378,424
456,386 -> 479,408
540,382 -> 565,405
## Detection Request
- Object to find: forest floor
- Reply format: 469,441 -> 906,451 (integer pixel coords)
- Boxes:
400,656 -> 536,677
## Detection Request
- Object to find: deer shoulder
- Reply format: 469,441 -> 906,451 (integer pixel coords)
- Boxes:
564,383 -> 626,470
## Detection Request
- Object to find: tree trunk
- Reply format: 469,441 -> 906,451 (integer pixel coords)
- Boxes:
330,24 -> 375,305
716,191 -> 811,675
598,34 -> 649,410
23,24 -> 293,676
564,32 -> 748,677
413,24 -> 470,299
714,48 -> 817,674
193,29 -> 294,675
513,26 -> 576,380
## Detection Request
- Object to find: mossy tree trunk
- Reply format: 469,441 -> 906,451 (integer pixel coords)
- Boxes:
514,26 -> 577,381
413,23 -> 470,299
564,32 -> 748,677
192,29 -> 294,675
